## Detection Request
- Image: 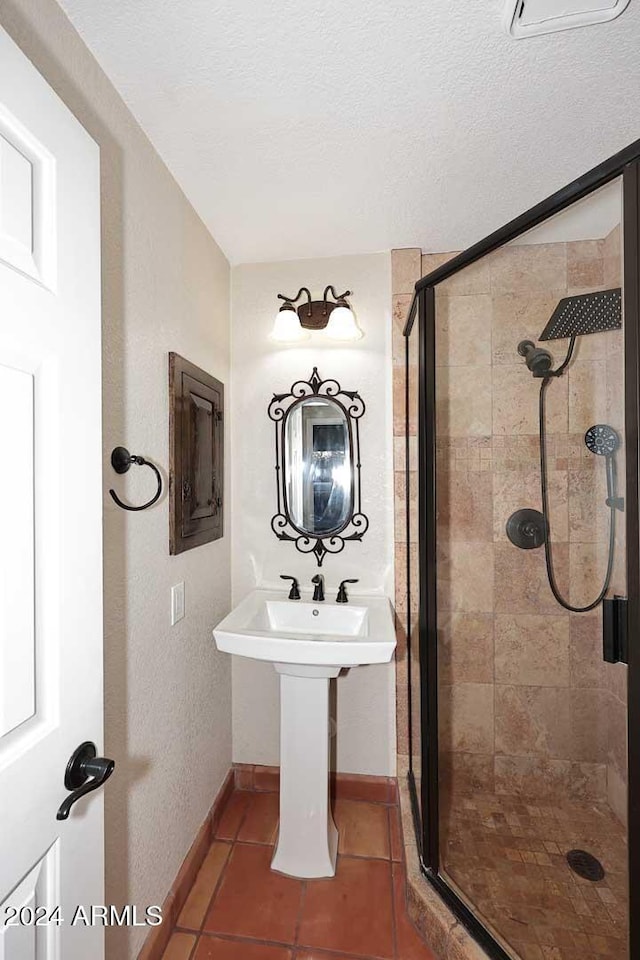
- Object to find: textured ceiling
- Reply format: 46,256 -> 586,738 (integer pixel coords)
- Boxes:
58,0 -> 640,264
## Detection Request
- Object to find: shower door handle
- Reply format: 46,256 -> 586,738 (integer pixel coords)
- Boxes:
603,596 -> 628,664
605,456 -> 624,511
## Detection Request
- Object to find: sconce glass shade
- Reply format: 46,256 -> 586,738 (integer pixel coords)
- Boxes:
325,304 -> 362,341
270,304 -> 310,343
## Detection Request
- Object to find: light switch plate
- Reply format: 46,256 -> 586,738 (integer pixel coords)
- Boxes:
171,582 -> 185,625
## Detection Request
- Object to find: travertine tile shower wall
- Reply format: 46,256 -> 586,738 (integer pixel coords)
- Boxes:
391,233 -> 628,825
391,249 -> 421,763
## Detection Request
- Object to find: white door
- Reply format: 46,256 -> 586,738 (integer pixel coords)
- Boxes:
0,25 -> 105,960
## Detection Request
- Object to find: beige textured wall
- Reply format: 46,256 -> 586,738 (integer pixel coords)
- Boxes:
231,253 -> 396,776
0,5 -> 232,959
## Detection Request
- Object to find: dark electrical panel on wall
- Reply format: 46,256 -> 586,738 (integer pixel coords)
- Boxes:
169,352 -> 224,554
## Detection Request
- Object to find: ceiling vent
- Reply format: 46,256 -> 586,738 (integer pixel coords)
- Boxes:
504,0 -> 631,37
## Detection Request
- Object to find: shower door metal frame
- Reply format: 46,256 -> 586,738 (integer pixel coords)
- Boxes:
404,138 -> 640,960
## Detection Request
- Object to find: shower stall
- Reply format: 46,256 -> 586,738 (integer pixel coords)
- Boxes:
403,140 -> 640,960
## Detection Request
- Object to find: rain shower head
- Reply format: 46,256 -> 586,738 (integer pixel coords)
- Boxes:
539,288 -> 622,342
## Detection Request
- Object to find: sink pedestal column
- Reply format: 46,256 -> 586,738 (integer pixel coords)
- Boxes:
271,663 -> 339,879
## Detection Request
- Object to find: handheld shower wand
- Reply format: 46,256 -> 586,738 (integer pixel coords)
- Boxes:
512,330 -> 622,613
510,289 -> 624,613
585,424 -> 624,512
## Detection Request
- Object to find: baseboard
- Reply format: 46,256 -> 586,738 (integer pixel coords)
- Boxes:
136,769 -> 234,960
233,763 -> 398,805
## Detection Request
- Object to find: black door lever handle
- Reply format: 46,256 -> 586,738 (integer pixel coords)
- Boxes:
56,741 -> 115,821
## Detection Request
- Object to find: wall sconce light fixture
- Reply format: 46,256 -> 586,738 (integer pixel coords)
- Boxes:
271,285 -> 363,343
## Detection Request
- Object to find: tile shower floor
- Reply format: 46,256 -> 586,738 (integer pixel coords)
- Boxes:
160,787 -> 436,960
441,792 -> 628,960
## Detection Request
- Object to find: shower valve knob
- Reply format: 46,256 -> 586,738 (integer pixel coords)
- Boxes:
506,509 -> 547,550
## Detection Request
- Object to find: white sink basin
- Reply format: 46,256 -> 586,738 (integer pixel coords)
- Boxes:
212,586 -> 396,881
265,599 -> 368,636
213,588 -> 395,667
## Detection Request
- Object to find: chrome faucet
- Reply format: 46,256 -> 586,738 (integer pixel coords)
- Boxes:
311,574 -> 325,602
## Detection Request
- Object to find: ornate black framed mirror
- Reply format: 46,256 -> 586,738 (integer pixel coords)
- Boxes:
268,367 -> 368,566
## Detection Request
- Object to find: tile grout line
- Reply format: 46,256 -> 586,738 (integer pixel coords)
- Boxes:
190,837 -> 234,938
293,875 -> 307,952
232,791 -> 252,840
159,928 -> 200,960
230,840 -> 392,862
389,858 -> 399,960
294,937 -> 388,960
293,946 -> 388,960
241,784 -> 400,809
295,948 -> 386,960
185,930 -> 199,960
195,931 -> 295,948
190,929 -> 304,951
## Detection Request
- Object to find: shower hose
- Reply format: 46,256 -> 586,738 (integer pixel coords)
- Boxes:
538,336 -> 616,613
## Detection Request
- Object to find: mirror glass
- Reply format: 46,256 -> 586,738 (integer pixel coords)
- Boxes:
284,397 -> 352,536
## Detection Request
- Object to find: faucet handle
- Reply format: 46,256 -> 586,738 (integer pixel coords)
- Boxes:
336,579 -> 358,603
280,575 -> 301,600
311,574 -> 325,602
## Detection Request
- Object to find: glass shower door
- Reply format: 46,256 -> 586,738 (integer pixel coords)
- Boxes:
406,300 -> 424,834
427,176 -> 630,960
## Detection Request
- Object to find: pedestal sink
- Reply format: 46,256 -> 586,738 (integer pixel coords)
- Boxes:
213,588 -> 396,878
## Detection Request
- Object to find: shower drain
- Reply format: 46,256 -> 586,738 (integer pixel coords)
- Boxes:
566,849 -> 605,881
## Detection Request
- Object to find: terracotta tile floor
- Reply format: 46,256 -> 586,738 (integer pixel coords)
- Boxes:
161,789 -> 436,960
441,792 -> 629,960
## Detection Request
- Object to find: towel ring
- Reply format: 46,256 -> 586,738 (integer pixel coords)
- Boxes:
109,446 -> 162,512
